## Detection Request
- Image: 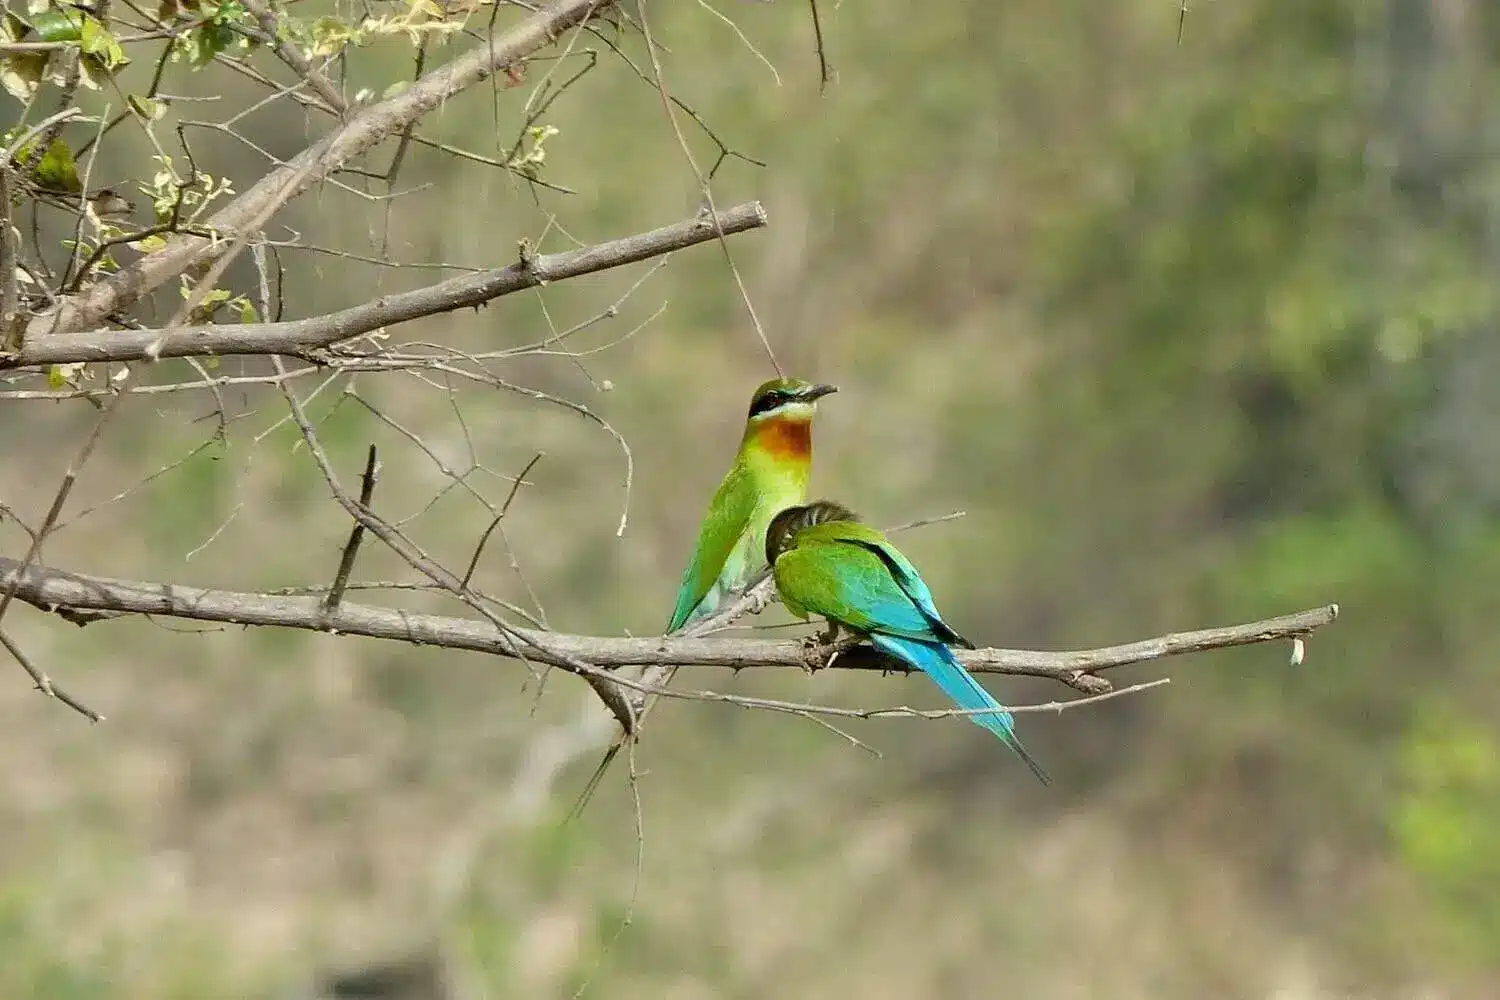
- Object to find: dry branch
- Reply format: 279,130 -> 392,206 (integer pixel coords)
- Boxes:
0,555 -> 1338,693
23,0 -> 617,340
0,202 -> 767,369
240,0 -> 350,116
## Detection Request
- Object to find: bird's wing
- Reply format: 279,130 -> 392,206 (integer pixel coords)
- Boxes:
796,522 -> 971,647
774,537 -> 940,642
667,462 -> 757,632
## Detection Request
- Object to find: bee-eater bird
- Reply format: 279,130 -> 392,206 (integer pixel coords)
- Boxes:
666,377 -> 839,632
765,500 -> 1051,784
566,377 -> 838,820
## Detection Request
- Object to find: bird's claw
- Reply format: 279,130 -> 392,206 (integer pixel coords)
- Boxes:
798,633 -> 821,675
742,587 -> 770,616
799,625 -> 844,674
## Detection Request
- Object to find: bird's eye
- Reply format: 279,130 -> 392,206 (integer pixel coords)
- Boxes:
750,390 -> 791,417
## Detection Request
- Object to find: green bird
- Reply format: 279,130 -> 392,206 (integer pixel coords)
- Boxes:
766,500 -> 1050,783
567,377 -> 838,818
666,376 -> 839,632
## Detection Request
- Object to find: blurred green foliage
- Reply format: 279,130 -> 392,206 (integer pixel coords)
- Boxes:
3,0 -> 1500,996
1396,706 -> 1500,965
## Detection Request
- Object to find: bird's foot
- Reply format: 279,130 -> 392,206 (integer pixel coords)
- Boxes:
799,623 -> 845,674
798,633 -> 823,675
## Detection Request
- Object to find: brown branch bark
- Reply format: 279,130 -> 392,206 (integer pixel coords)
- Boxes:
0,201 -> 767,369
22,0 -> 616,340
0,556 -> 1338,691
240,0 -> 350,117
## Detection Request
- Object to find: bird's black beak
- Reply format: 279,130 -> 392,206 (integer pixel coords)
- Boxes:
802,384 -> 838,401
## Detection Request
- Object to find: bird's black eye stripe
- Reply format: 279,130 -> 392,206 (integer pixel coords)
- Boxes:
748,389 -> 793,418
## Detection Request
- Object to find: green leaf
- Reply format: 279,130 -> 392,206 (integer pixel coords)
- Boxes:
0,12 -> 48,102
80,16 -> 129,72
33,139 -> 81,194
46,362 -> 84,389
27,8 -> 86,43
303,16 -> 360,57
177,2 -> 249,68
231,296 -> 257,324
135,233 -> 168,253
186,286 -> 234,324
0,52 -> 48,102
183,22 -> 235,68
127,94 -> 167,121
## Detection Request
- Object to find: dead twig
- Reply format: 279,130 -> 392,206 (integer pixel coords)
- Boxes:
323,444 -> 380,614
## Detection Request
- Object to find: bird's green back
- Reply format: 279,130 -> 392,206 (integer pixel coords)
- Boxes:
773,519 -> 970,647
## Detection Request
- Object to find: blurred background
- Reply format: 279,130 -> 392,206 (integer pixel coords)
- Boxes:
3,0 -> 1499,996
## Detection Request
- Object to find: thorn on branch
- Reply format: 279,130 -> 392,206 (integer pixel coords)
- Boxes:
517,237 -> 544,284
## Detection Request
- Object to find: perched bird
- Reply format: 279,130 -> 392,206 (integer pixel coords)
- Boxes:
765,500 -> 1050,784
566,377 -> 838,820
666,376 -> 839,632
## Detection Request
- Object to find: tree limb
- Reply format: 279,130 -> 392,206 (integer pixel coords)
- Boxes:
240,0 -> 350,117
23,0 -> 617,340
0,556 -> 1338,691
0,201 -> 767,369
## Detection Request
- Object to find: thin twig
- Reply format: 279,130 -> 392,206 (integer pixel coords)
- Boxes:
807,0 -> 832,91
0,398 -> 122,631
2,108 -> 84,165
2,202 -> 768,368
24,0 -> 619,340
323,444 -> 379,613
0,167 -> 15,341
636,0 -> 782,375
240,0 -> 349,115
265,355 -> 640,734
461,452 -> 543,589
0,626 -> 101,722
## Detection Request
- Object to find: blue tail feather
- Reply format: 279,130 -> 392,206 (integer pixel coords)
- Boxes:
871,633 -> 1050,785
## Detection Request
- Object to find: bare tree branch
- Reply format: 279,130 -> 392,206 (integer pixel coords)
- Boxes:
0,166 -> 15,343
23,0 -> 617,340
239,0 -> 350,117
323,444 -> 380,614
0,201 -> 766,369
0,555 -> 1338,691
0,625 -> 102,722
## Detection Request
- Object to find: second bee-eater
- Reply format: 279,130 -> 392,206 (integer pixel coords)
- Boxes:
566,377 -> 838,820
765,500 -> 1050,784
